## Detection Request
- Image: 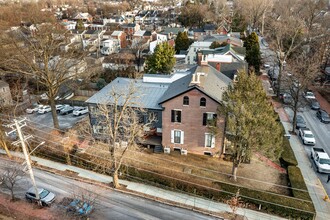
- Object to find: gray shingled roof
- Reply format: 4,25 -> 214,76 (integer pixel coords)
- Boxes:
159,65 -> 231,104
86,78 -> 169,110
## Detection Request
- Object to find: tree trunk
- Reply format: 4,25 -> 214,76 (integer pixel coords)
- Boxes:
231,162 -> 239,181
49,97 -> 60,129
112,170 -> 120,188
0,140 -> 12,159
10,189 -> 14,201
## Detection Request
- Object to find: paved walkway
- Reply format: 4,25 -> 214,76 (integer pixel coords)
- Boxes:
260,75 -> 330,220
0,150 -> 286,220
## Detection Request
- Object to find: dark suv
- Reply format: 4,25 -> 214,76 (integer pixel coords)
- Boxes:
316,109 -> 330,124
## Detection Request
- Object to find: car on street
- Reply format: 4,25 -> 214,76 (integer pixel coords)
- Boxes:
59,105 -> 74,115
56,104 -> 65,113
316,109 -> 330,124
25,187 -> 56,206
295,115 -> 306,129
65,198 -> 94,216
304,90 -> 316,100
311,147 -> 330,173
310,99 -> 320,110
38,105 -> 51,114
299,127 -> 315,145
26,104 -> 43,114
73,107 -> 89,116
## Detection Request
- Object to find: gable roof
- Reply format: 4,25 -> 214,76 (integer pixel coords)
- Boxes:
159,65 -> 231,104
86,78 -> 169,110
161,27 -> 185,35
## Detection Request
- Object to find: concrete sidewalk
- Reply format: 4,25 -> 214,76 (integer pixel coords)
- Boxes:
281,122 -> 330,220
0,150 -> 286,220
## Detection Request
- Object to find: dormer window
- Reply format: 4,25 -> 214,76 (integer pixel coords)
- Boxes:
200,97 -> 206,107
183,96 -> 189,105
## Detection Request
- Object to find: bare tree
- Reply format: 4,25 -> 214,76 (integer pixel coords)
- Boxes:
283,47 -> 321,133
0,13 -> 98,129
1,163 -> 25,201
90,82 -> 156,188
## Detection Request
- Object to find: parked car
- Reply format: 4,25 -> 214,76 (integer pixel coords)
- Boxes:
65,199 -> 94,216
298,127 -> 315,145
295,115 -> 306,129
38,105 -> 51,114
73,107 -> 89,116
311,147 -> 330,173
316,109 -> 330,124
25,187 -> 56,206
56,104 -> 64,113
310,99 -> 320,110
304,90 -> 316,100
26,104 -> 43,114
59,105 -> 74,115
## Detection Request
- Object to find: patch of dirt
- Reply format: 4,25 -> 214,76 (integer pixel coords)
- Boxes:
0,194 -> 62,220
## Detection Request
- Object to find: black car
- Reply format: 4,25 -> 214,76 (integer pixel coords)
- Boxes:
295,115 -> 306,129
310,100 -> 320,110
316,109 -> 330,124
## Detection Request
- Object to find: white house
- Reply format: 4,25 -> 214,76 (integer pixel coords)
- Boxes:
149,33 -> 168,53
101,39 -> 120,55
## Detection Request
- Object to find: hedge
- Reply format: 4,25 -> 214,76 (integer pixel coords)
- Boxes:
288,166 -> 312,201
280,126 -> 298,168
125,167 -> 315,220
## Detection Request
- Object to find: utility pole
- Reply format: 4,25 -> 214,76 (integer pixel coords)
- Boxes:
6,119 -> 40,202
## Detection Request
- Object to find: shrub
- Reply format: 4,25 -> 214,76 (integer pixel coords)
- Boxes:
280,136 -> 298,167
288,166 -> 311,201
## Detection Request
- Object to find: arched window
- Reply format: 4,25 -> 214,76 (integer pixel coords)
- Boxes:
200,97 -> 206,107
183,96 -> 189,105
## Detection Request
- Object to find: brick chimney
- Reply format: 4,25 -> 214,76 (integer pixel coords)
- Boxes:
216,63 -> 221,72
197,52 -> 202,66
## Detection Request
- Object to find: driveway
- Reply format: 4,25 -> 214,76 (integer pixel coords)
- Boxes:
26,111 -> 87,132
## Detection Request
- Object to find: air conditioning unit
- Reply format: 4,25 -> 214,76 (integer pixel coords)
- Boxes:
164,147 -> 171,154
181,149 -> 188,155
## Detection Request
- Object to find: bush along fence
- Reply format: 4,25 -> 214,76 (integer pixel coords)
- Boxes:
27,144 -> 316,220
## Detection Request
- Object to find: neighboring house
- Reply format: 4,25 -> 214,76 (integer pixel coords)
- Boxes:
203,34 -> 244,47
160,27 -> 186,40
121,23 -> 141,40
185,41 -> 212,64
100,39 -> 120,55
87,63 -> 231,156
102,50 -> 144,71
189,24 -> 217,41
0,80 -> 12,106
111,31 -> 127,49
149,33 -> 168,53
72,12 -> 93,23
61,20 -> 77,30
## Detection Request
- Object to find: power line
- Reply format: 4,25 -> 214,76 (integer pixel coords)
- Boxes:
25,132 -> 316,211
21,119 -> 314,194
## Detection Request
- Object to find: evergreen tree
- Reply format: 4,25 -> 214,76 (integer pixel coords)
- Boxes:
145,42 -> 176,74
210,41 -> 228,49
244,32 -> 261,73
175,31 -> 190,54
76,19 -> 84,30
220,70 -> 283,181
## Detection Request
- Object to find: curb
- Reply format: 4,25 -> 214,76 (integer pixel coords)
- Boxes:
317,178 -> 330,203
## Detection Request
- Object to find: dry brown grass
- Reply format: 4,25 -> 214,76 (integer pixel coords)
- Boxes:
85,145 -> 290,196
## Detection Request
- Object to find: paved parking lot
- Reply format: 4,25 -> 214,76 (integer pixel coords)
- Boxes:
26,111 -> 88,132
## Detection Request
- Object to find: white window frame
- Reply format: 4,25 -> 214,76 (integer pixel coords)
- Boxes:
205,133 -> 215,148
171,129 -> 184,144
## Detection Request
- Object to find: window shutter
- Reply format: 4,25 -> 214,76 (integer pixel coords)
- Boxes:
211,135 -> 215,148
171,110 -> 175,122
171,130 -> 174,143
180,131 -> 184,144
178,111 -> 182,122
203,113 -> 207,125
204,133 -> 208,147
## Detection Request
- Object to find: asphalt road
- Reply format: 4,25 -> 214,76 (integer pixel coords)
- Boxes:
0,160 -> 218,220
260,37 -> 330,195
